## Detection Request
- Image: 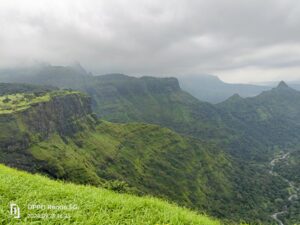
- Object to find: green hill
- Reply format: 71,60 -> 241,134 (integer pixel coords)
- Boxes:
218,81 -> 300,158
0,66 -> 228,138
29,120 -> 237,214
0,88 -> 235,218
1,67 -> 267,160
0,67 -> 259,157
0,86 -> 235,221
217,82 -> 300,223
0,84 -> 280,224
1,77 -> 299,224
0,164 -> 221,225
0,79 -> 291,224
178,74 -> 270,103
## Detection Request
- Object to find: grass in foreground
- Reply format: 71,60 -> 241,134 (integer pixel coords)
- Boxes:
0,164 -> 220,225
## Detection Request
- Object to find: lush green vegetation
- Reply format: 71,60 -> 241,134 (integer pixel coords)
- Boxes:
274,149 -> 300,185
273,148 -> 300,224
10,68 -> 282,161
0,86 -> 282,224
217,82 -> 300,160
1,68 -> 265,162
1,71 -> 300,224
218,82 -> 300,224
29,121 -> 236,218
0,90 -> 80,114
1,118 -> 284,223
0,164 -> 221,225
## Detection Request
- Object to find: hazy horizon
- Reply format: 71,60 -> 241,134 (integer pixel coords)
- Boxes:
1,0 -> 300,83
1,62 -> 299,86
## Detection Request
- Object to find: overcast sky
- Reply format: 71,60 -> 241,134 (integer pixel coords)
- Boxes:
1,0 -> 300,83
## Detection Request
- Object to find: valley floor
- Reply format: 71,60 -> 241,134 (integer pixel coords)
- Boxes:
269,152 -> 300,225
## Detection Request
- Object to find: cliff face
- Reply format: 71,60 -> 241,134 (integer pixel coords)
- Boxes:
0,92 -> 93,171
21,93 -> 92,137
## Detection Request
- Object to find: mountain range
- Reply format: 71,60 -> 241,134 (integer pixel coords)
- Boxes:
0,65 -> 300,224
178,74 -> 271,103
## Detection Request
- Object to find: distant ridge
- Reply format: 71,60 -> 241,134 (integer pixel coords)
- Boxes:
178,74 -> 271,103
277,80 -> 289,89
226,93 -> 243,102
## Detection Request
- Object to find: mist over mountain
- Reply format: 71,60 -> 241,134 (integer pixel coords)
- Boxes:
256,80 -> 300,92
2,0 -> 300,224
0,79 -> 288,224
178,74 -> 271,103
0,65 -> 276,104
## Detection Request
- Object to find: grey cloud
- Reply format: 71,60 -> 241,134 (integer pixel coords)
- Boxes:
0,0 -> 300,82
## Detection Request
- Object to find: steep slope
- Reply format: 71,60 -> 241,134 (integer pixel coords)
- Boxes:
87,75 -> 231,140
29,121 -> 236,215
0,70 -> 295,223
217,82 -> 300,156
217,82 -> 300,223
28,120 -> 289,224
0,67 -> 232,140
0,88 -> 94,174
178,74 -> 270,103
40,72 -> 278,161
220,81 -> 300,122
0,85 -> 236,221
3,69 -> 268,161
0,84 -> 286,224
0,164 -> 221,225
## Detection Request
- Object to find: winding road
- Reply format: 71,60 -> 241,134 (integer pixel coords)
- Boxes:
269,152 -> 299,225
271,211 -> 286,225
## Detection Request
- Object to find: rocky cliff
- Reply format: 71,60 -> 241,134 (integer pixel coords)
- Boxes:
21,93 -> 92,137
0,91 -> 94,172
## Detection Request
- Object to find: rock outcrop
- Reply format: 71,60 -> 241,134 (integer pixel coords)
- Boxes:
0,92 -> 93,171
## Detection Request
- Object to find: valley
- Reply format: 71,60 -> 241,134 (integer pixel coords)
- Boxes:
270,151 -> 300,225
0,70 -> 300,224
2,1 -> 300,224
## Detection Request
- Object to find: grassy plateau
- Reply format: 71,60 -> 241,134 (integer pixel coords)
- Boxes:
0,90 -> 79,115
